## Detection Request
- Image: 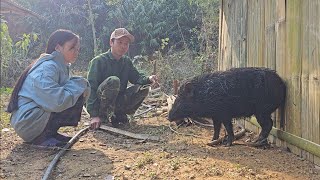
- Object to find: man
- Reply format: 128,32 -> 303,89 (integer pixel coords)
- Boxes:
87,28 -> 157,129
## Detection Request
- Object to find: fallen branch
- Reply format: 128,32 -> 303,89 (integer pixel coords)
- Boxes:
207,123 -> 246,146
140,103 -> 152,108
99,125 -> 161,141
133,106 -> 156,118
160,111 -> 168,117
82,106 -> 90,117
149,87 -> 161,93
168,124 -> 204,138
166,95 -> 176,112
189,117 -> 214,127
149,94 -> 162,99
42,127 -> 90,180
82,106 -> 159,141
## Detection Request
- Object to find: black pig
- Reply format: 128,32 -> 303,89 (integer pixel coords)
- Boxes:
168,67 -> 286,146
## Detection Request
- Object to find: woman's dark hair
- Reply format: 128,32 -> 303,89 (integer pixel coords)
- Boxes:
7,29 -> 79,113
46,29 -> 79,53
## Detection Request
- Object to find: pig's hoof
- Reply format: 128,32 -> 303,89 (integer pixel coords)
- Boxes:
175,119 -> 185,126
222,140 -> 232,146
247,138 -> 268,147
207,140 -> 221,146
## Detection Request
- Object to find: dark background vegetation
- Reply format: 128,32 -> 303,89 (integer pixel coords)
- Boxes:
1,0 -> 219,94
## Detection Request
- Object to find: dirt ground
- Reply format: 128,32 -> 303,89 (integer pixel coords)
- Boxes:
1,95 -> 320,180
1,117 -> 320,180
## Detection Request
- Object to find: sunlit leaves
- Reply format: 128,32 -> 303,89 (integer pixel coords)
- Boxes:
161,38 -> 169,50
15,33 -> 38,58
0,22 -> 13,86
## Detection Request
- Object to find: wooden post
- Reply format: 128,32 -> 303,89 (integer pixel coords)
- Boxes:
173,80 -> 179,95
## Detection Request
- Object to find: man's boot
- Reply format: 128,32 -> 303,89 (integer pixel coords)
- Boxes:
110,112 -> 129,127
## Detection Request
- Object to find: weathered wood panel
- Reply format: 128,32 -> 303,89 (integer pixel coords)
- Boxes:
218,0 -> 247,70
247,0 -> 265,67
275,0 -> 286,136
219,0 -> 320,165
218,0 -> 232,70
308,0 -> 320,146
264,0 -> 278,127
300,0 -> 311,161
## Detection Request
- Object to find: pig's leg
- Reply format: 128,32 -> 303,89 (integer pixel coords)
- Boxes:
254,113 -> 272,146
212,119 -> 222,141
221,118 -> 234,146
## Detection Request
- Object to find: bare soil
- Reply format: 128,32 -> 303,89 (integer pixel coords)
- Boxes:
1,95 -> 320,180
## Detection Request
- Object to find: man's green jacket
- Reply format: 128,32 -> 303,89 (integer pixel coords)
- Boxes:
86,50 -> 151,117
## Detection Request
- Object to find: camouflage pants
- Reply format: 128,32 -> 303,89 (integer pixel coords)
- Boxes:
97,76 -> 149,120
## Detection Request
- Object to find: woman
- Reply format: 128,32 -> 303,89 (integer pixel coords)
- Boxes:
7,29 -> 90,147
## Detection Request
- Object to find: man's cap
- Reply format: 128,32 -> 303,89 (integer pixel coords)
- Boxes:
110,28 -> 134,43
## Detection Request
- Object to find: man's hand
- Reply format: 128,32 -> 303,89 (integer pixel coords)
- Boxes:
90,117 -> 101,130
148,75 -> 158,85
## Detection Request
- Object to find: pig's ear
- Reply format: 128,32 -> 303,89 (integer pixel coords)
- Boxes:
184,82 -> 194,97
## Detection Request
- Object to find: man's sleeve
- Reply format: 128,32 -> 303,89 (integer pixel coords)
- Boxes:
127,59 -> 152,85
86,59 -> 101,117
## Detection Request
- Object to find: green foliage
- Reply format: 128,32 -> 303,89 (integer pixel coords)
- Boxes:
103,0 -> 202,55
0,22 -> 13,87
0,87 -> 13,129
2,0 -> 220,91
0,87 -> 13,94
15,33 -> 38,58
161,38 -> 169,50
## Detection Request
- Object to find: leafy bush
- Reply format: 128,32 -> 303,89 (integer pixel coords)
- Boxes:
1,0 -> 220,89
0,22 -> 13,87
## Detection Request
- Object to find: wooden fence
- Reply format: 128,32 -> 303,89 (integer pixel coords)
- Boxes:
218,0 -> 320,165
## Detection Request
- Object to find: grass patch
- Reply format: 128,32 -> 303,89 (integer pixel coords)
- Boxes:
0,87 -> 13,129
170,159 -> 180,170
136,152 -> 154,168
0,87 -> 13,94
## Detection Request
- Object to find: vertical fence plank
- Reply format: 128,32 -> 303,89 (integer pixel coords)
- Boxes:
309,0 -> 320,148
264,0 -> 278,127
247,0 -> 265,67
240,0 -> 248,67
285,0 -> 303,156
301,0 -> 311,162
264,0 -> 276,69
219,0 -> 232,70
275,0 -> 287,147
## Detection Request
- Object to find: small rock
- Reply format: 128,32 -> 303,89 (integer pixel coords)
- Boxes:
309,169 -> 314,174
83,173 -> 91,177
105,174 -> 114,180
124,165 -> 131,170
1,128 -> 10,132
0,173 -> 6,178
99,143 -> 107,146
90,151 -> 97,154
83,122 -> 90,126
79,139 -> 84,142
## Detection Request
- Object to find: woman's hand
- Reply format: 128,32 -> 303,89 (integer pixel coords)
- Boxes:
90,117 -> 101,130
